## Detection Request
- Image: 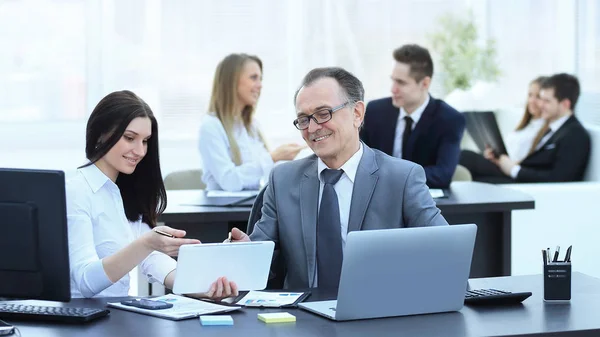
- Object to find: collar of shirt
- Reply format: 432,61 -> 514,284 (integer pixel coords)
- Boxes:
528,118 -> 546,128
79,163 -> 117,193
548,114 -> 571,133
317,142 -> 364,184
399,94 -> 430,125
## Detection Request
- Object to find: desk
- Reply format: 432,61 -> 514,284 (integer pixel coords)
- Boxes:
8,272 -> 600,337
160,182 -> 534,278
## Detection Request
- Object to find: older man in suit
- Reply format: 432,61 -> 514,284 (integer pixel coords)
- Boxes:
231,67 -> 448,289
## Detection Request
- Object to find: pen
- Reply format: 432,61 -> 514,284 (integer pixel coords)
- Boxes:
552,245 -> 560,263
564,245 -> 572,263
546,247 -> 551,264
542,249 -> 547,266
153,228 -> 175,238
226,232 -> 232,243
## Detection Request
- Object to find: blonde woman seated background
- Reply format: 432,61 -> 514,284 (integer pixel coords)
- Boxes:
460,76 -> 549,181
67,90 -> 236,299
199,53 -> 304,191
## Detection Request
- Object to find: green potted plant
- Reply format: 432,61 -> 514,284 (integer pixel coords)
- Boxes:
428,11 -> 501,96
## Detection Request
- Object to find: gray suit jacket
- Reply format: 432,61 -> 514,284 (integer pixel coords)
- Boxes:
249,144 -> 448,288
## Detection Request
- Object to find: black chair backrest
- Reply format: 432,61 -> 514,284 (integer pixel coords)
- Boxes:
247,184 -> 267,234
246,184 -> 286,289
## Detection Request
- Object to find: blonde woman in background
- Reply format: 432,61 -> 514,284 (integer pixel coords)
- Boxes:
501,75 -> 550,162
199,53 -> 304,191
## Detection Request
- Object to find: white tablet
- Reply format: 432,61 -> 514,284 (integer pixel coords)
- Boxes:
172,241 -> 275,295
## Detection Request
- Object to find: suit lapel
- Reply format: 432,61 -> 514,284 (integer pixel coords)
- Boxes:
348,145 -> 379,233
299,157 -> 319,287
545,116 -> 575,145
383,101 -> 400,156
405,96 -> 437,160
529,116 -> 576,156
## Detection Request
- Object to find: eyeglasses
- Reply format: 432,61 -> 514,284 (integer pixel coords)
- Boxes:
293,102 -> 350,130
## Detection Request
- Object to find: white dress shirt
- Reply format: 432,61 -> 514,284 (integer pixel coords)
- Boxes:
66,164 -> 176,298
199,114 -> 274,191
510,115 -> 571,178
505,118 -> 545,163
392,95 -> 430,158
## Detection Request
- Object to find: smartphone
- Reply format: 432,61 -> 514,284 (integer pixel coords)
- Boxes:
0,319 -> 14,336
120,299 -> 173,310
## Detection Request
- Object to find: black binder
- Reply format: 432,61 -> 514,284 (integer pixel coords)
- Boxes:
463,111 -> 508,156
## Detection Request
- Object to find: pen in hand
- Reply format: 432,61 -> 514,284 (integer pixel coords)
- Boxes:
226,232 -> 232,243
153,228 -> 175,238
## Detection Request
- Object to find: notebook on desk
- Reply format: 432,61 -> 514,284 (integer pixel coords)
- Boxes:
107,294 -> 240,320
180,190 -> 258,207
464,111 -> 508,156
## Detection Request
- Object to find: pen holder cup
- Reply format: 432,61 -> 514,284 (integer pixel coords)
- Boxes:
543,263 -> 571,301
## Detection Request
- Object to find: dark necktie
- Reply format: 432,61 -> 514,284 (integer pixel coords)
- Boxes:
402,116 -> 413,159
317,168 -> 344,289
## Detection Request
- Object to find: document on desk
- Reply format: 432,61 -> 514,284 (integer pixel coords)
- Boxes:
429,189 -> 445,199
107,294 -> 240,321
206,190 -> 259,198
234,291 -> 310,308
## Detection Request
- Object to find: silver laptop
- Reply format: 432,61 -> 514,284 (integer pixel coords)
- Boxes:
298,224 -> 477,321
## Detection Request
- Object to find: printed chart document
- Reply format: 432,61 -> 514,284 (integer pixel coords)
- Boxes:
234,291 -> 310,308
107,294 -> 240,321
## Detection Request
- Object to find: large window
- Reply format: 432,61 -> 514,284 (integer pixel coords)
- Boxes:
1,0 -> 598,175
577,0 -> 600,125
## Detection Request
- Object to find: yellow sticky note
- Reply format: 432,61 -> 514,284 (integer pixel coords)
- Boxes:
257,312 -> 296,323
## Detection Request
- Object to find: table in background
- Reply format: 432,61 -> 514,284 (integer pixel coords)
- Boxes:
8,272 -> 600,337
160,182 -> 534,278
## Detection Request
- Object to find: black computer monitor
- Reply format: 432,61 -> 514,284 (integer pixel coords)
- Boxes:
0,168 -> 71,301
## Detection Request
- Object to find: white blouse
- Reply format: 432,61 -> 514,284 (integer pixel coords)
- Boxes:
198,114 -> 274,191
505,118 -> 545,163
66,164 -> 176,298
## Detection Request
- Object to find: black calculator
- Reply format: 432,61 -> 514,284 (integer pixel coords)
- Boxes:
465,289 -> 532,305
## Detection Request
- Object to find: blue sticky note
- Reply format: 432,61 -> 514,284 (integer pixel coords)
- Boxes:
200,315 -> 234,326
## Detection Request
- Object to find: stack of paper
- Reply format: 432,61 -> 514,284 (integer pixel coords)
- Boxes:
200,315 -> 234,326
257,312 -> 296,323
107,294 -> 240,321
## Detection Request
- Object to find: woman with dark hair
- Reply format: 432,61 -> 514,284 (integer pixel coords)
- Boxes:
67,90 -> 237,298
460,76 -> 549,181
199,53 -> 304,191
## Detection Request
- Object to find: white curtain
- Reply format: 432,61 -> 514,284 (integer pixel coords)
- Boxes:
0,0 -> 596,175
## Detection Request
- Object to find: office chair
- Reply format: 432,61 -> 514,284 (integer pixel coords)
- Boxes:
452,164 -> 472,182
163,169 -> 206,190
247,185 -> 287,289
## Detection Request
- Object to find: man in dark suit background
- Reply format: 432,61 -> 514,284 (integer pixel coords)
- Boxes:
360,44 -> 465,188
460,73 -> 590,183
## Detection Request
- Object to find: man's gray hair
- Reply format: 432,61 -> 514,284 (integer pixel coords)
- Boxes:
294,67 -> 365,105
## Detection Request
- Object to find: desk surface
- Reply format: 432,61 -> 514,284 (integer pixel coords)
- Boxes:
7,272 -> 599,337
160,182 -> 534,223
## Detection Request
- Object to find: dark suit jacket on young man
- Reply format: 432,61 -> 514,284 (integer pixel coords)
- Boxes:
515,115 -> 590,182
249,143 -> 448,289
360,96 -> 466,188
